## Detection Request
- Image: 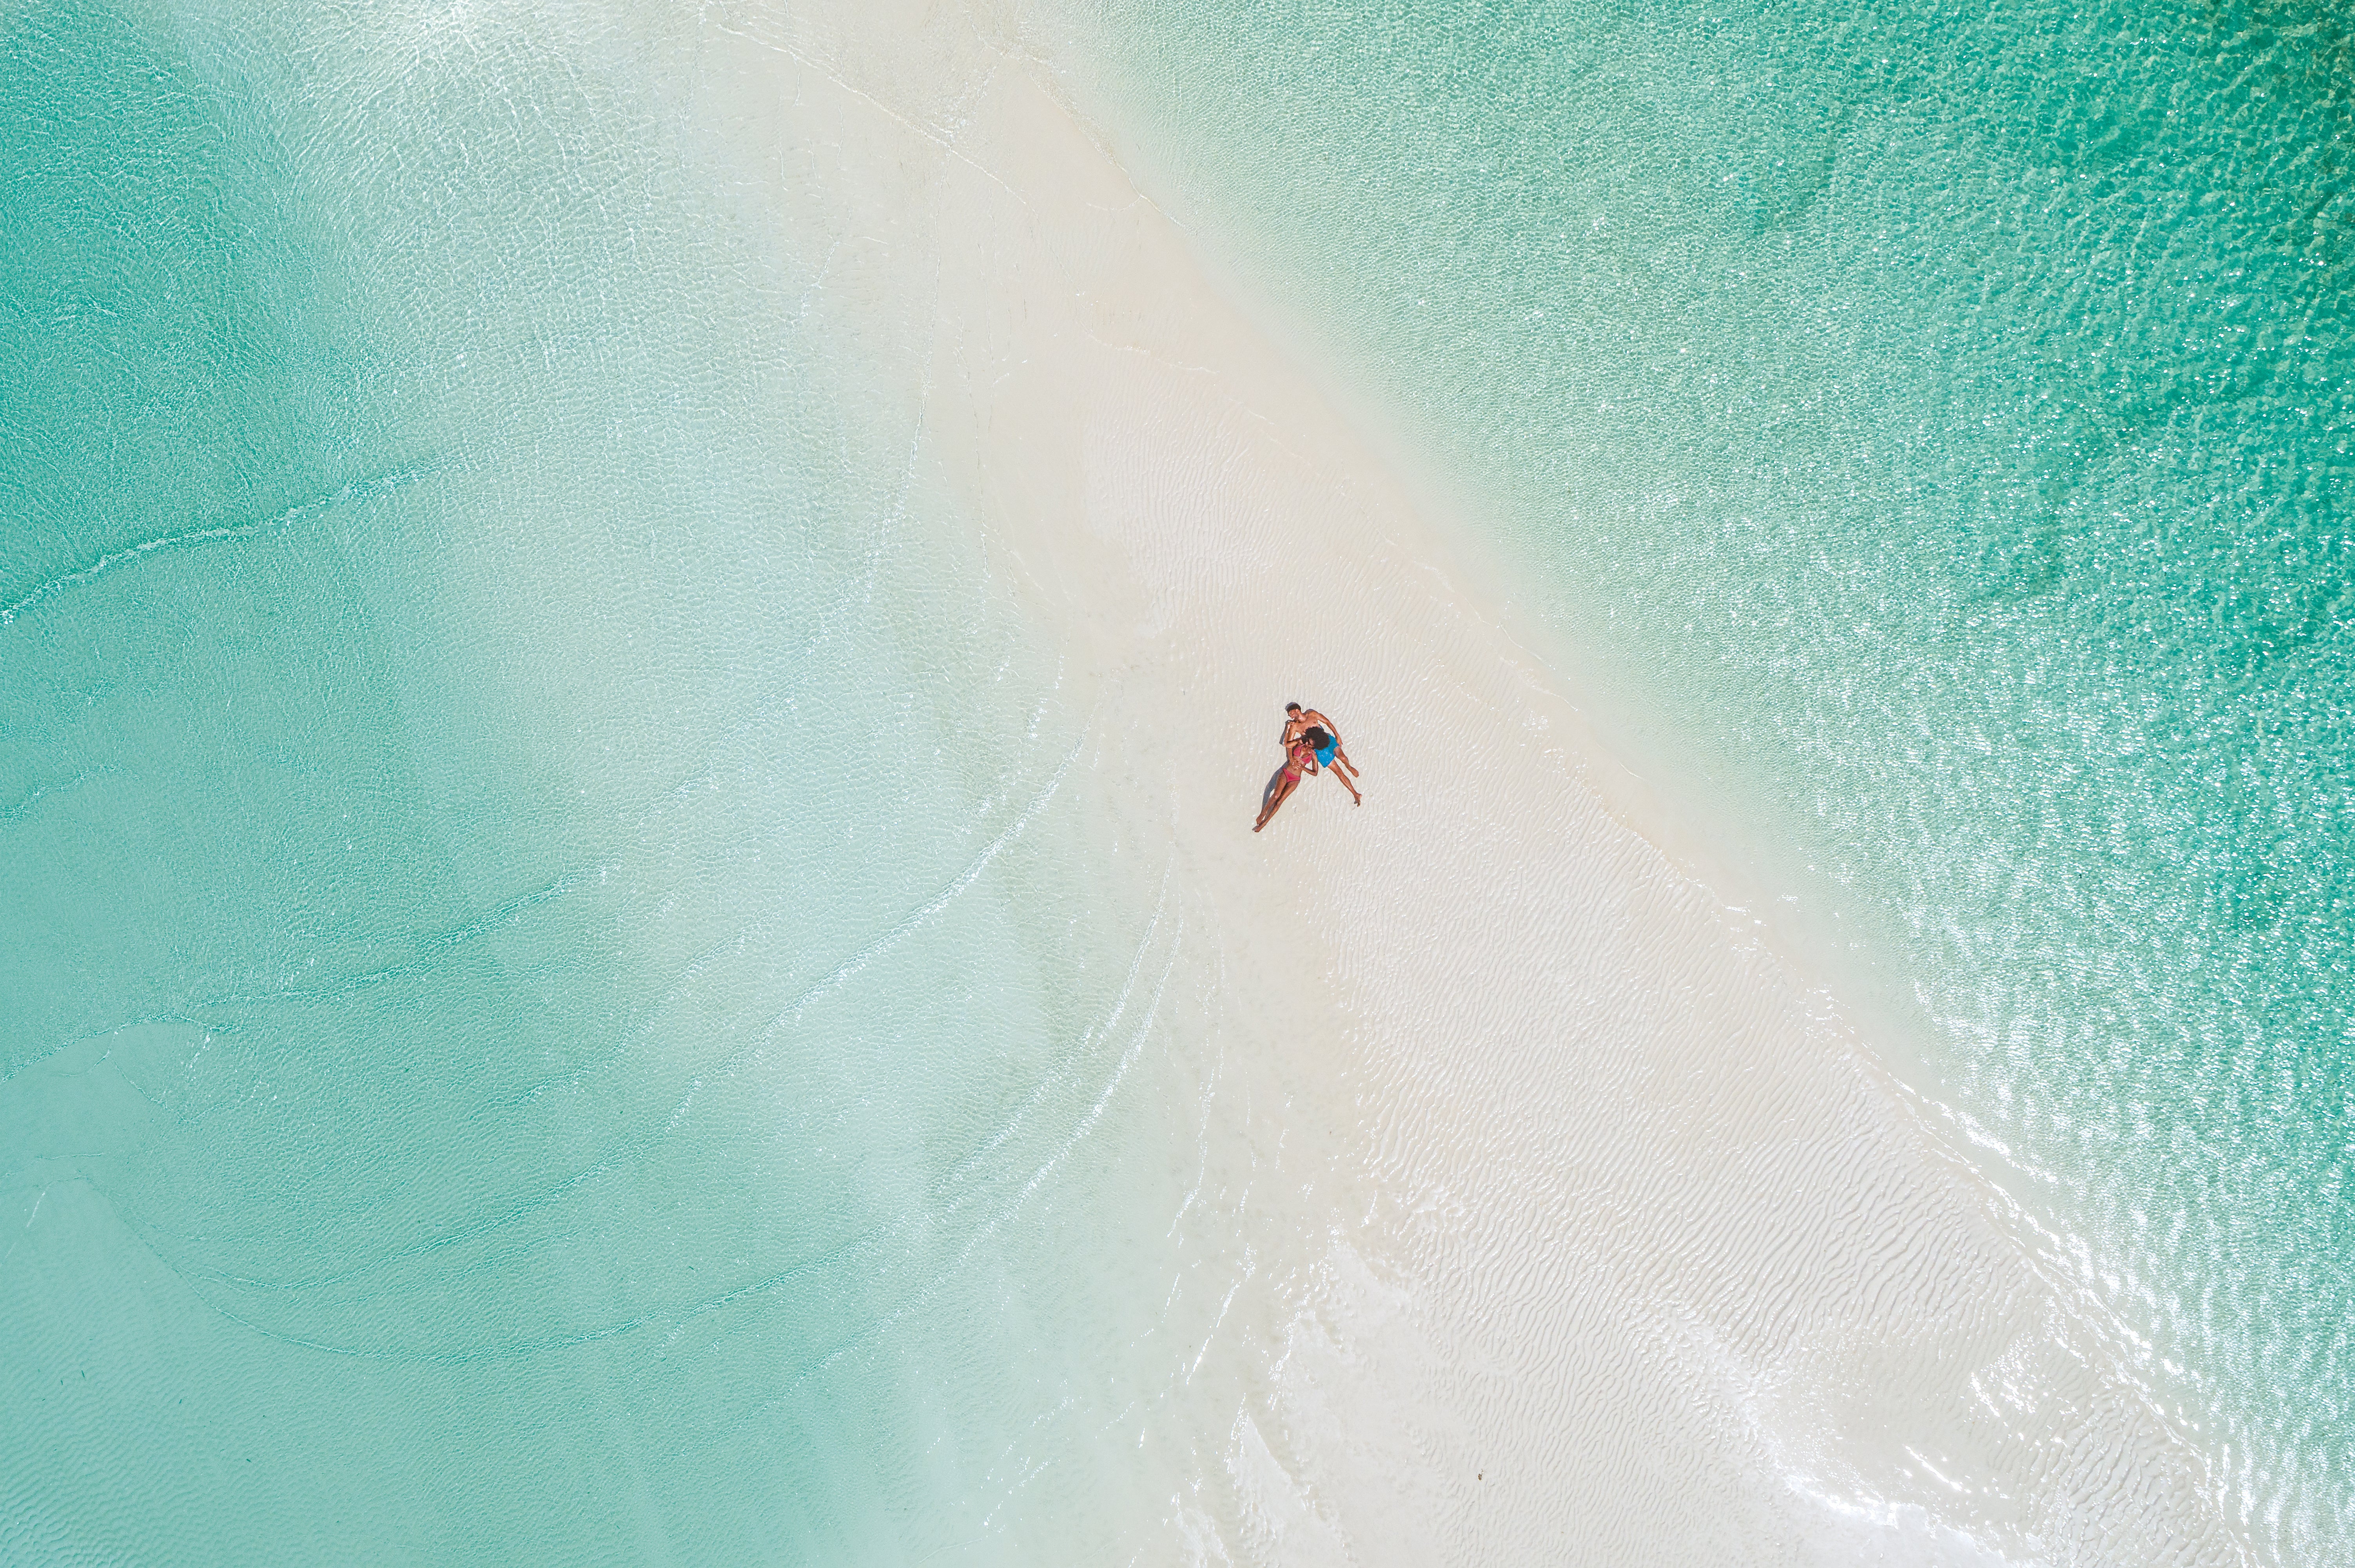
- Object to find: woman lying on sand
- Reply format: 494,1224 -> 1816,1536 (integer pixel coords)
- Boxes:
1254,733 -> 1321,832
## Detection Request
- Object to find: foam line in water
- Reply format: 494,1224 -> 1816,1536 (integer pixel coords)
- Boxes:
1,466 -> 434,627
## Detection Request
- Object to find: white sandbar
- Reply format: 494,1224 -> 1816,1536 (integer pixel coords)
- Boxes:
692,4 -> 2253,1561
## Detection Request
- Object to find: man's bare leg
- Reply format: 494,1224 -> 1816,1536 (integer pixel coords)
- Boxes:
1301,711 -> 1360,778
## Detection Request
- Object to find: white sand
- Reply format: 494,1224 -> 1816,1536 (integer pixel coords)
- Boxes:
682,4 -> 2255,1561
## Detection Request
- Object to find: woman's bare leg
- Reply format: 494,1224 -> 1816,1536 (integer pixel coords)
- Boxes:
1254,773 -> 1301,831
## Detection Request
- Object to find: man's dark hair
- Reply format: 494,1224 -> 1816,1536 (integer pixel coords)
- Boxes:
1285,702 -> 1303,713
1303,728 -> 1331,748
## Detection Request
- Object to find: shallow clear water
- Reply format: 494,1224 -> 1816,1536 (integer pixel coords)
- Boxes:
1036,0 -> 2354,1556
10,0 -> 2350,1557
1,5 -> 1277,1560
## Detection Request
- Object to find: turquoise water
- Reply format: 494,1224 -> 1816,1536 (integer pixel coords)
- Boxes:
10,0 -> 2350,1556
1037,0 -> 2354,1557
1,5 -> 1275,1560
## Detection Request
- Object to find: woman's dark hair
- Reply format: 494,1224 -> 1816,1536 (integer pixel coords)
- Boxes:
1303,728 -> 1331,748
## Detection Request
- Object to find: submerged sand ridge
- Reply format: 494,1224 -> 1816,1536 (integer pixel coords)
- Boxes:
702,2 -> 2254,1559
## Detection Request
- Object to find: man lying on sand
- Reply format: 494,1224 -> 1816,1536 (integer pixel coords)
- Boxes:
1283,701 -> 1363,805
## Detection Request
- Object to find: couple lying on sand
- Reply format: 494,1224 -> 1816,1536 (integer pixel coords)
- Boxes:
1253,701 -> 1363,832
